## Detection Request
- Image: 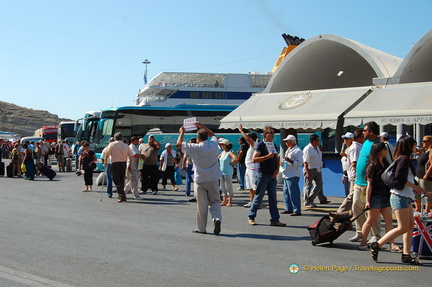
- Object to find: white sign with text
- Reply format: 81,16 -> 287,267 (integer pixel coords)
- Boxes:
183,117 -> 197,131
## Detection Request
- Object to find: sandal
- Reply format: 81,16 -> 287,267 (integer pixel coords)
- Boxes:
389,245 -> 402,253
401,254 -> 422,265
370,242 -> 380,262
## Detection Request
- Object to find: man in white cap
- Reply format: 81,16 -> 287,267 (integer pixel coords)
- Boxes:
340,132 -> 355,199
338,130 -> 363,213
280,135 -> 303,216
380,132 -> 395,163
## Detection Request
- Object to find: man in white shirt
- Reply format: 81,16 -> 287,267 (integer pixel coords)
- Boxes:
338,130 -> 364,213
239,125 -> 259,208
177,122 -> 222,235
280,135 -> 303,216
124,136 -> 146,200
303,134 -> 330,207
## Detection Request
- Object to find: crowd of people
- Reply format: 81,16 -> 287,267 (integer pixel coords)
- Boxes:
2,120 -> 432,266
0,138 -> 73,180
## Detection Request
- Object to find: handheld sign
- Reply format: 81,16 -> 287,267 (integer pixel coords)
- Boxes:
265,142 -> 277,154
184,117 -> 197,132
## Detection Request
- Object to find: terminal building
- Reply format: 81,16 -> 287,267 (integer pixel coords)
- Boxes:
220,29 -> 432,196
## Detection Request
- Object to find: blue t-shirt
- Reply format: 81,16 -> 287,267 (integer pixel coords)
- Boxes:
355,139 -> 380,186
219,151 -> 234,175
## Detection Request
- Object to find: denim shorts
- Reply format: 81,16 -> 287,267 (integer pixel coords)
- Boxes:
370,195 -> 390,209
390,193 -> 413,210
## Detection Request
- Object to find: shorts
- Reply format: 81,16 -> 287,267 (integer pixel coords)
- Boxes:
369,195 -> 390,209
390,193 -> 413,210
245,169 -> 257,190
414,178 -> 432,203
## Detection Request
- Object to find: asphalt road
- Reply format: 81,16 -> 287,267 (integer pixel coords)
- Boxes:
0,160 -> 431,286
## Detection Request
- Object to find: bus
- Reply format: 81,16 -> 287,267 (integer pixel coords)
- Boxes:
58,121 -> 76,143
91,105 -> 247,170
35,126 -> 58,143
74,111 -> 101,144
94,105 -> 238,148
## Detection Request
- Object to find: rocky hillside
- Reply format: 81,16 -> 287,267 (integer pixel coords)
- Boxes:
0,101 -> 72,137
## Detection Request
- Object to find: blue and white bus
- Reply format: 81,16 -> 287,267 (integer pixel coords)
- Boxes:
92,105 -> 255,169
75,111 -> 101,144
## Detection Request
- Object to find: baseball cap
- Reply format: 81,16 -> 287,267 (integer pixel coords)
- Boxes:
220,139 -> 231,145
341,132 -> 354,139
165,143 -> 171,148
380,132 -> 389,139
283,135 -> 296,141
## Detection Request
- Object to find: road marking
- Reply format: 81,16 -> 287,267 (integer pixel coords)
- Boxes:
0,265 -> 74,287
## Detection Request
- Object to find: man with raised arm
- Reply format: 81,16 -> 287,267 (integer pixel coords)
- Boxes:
177,122 -> 222,235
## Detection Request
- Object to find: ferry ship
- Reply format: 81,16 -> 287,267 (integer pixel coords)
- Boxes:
136,72 -> 272,107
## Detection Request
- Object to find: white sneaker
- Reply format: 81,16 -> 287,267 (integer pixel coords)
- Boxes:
367,235 -> 381,244
244,202 -> 251,208
134,196 -> 143,200
349,234 -> 363,242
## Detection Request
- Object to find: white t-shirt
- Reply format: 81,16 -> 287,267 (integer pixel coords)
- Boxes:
303,143 -> 322,172
245,142 -> 259,170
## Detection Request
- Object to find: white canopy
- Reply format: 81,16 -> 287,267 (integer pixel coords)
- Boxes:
344,82 -> 432,126
219,86 -> 372,130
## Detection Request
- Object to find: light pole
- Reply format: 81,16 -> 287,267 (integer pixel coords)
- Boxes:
142,59 -> 151,84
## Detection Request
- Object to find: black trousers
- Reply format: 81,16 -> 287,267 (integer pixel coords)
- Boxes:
162,166 -> 176,186
140,165 -> 159,192
83,169 -> 93,186
112,162 -> 127,200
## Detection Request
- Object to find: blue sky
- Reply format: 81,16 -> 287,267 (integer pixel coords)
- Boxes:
1,0 -> 431,120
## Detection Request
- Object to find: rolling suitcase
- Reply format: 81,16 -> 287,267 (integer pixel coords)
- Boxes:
65,158 -> 72,172
39,164 -> 56,180
308,208 -> 368,246
0,162 -> 4,176
6,163 -> 14,177
412,195 -> 432,258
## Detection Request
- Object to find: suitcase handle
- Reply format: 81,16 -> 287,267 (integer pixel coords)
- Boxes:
348,208 -> 369,225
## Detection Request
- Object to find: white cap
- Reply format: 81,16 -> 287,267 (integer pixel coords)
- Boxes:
283,135 -> 296,142
165,143 -> 171,148
380,132 -> 389,139
220,139 -> 231,145
218,137 -> 225,143
341,132 -> 354,139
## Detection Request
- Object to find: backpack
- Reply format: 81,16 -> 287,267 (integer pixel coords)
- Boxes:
56,144 -> 64,155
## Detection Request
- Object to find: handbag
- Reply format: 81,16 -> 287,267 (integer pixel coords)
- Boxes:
381,157 -> 408,190
174,167 -> 183,185
21,162 -> 27,173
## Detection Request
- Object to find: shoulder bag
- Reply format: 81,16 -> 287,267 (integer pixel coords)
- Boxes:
381,157 -> 408,190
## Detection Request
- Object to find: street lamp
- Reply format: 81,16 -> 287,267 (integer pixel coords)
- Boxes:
142,59 -> 151,84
